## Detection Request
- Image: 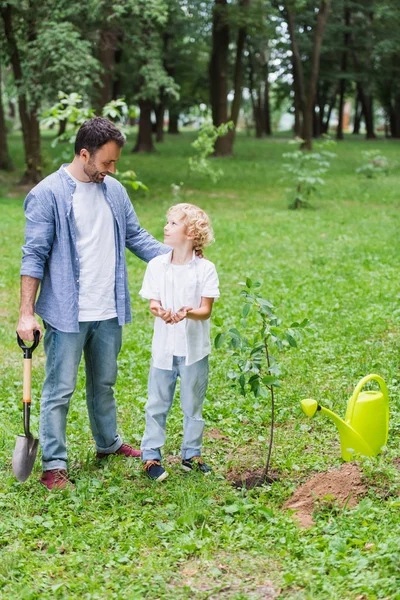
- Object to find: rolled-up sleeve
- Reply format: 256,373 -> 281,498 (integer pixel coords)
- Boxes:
124,192 -> 170,262
20,191 -> 55,280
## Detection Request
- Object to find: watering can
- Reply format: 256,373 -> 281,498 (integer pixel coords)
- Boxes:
301,374 -> 389,462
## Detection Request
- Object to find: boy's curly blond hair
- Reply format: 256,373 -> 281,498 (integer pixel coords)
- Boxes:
167,203 -> 214,252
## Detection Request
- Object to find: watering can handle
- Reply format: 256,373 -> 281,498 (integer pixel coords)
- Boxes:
347,374 -> 389,423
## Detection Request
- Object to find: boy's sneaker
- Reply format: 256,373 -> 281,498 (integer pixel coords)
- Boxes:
181,456 -> 212,475
96,443 -> 141,459
143,460 -> 168,482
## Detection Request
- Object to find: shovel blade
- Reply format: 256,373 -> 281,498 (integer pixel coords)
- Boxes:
12,434 -> 39,482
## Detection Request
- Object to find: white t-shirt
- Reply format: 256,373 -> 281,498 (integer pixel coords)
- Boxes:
65,169 -> 117,322
170,264 -> 190,356
139,251 -> 220,370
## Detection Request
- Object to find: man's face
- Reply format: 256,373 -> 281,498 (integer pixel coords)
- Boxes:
81,141 -> 121,183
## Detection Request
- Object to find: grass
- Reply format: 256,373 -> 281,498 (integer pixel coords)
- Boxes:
0,130 -> 400,599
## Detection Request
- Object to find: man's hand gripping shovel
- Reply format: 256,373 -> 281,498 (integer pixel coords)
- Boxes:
12,330 -> 40,482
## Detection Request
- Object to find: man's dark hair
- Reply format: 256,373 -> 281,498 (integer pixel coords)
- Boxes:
74,117 -> 126,155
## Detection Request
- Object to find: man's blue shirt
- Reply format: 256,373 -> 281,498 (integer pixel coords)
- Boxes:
20,165 -> 169,332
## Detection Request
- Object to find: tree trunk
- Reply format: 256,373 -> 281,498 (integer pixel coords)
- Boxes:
293,89 -> 302,137
57,119 -> 67,138
264,61 -> 272,135
1,4 -> 42,183
322,94 -> 335,134
301,0 -> 331,150
313,103 -> 321,138
336,7 -> 350,140
0,66 -> 15,171
168,106 -> 179,134
353,90 -> 362,134
9,100 -> 15,119
155,102 -> 164,143
224,0 -> 250,154
286,8 -> 306,138
94,28 -> 120,112
357,82 -> 376,139
389,94 -> 400,138
209,0 -> 230,156
132,100 -> 156,153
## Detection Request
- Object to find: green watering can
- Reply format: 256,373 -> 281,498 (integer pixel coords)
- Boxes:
301,374 -> 389,461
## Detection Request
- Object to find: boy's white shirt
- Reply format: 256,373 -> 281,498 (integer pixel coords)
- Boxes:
139,250 -> 220,370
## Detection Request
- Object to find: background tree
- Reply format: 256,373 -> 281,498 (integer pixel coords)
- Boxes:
283,0 -> 332,150
0,1 -> 99,183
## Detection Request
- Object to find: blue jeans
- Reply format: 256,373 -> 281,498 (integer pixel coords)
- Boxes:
40,318 -> 123,471
141,355 -> 209,461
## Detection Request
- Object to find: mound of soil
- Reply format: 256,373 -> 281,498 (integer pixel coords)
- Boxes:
283,463 -> 367,528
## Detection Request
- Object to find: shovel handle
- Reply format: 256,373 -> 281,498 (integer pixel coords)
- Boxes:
23,359 -> 32,404
17,330 -> 40,359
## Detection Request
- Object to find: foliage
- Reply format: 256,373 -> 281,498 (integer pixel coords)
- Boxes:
356,150 -> 390,178
188,121 -> 234,183
214,278 -> 310,477
41,94 -> 147,194
282,137 -> 336,209
114,170 -> 148,192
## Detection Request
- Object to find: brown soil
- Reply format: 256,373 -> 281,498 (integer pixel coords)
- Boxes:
227,467 -> 280,490
283,463 -> 367,528
205,427 -> 230,441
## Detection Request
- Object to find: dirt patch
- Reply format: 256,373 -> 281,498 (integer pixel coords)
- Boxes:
169,554 -> 279,599
205,428 -> 230,441
284,463 -> 367,528
227,467 -> 280,490
165,455 -> 181,465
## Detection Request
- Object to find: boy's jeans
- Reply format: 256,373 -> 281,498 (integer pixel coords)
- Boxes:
40,318 -> 123,471
141,355 -> 209,461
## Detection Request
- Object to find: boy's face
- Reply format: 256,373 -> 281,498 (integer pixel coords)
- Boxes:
164,212 -> 193,248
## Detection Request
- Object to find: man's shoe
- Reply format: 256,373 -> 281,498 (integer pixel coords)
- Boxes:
40,469 -> 75,491
96,443 -> 141,459
181,456 -> 212,475
143,460 -> 168,482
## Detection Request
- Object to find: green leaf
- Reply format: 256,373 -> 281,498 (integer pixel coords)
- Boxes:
242,303 -> 251,317
246,277 -> 253,288
258,386 -> 270,398
262,375 -> 281,386
214,333 -> 226,349
213,316 -> 224,327
286,334 -> 297,347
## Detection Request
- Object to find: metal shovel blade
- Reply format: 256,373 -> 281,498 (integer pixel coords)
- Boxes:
12,434 -> 39,482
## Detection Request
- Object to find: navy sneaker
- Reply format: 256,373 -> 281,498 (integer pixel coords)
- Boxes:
181,456 -> 212,475
143,460 -> 168,482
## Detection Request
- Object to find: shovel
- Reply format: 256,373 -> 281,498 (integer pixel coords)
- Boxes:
12,330 -> 40,482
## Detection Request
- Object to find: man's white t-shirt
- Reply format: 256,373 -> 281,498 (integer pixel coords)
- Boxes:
65,169 -> 117,321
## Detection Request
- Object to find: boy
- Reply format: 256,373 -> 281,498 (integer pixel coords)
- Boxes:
139,203 -> 219,481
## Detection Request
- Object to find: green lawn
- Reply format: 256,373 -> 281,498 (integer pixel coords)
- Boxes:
0,131 -> 399,599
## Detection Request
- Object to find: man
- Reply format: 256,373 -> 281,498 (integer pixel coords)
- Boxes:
16,117 -> 169,490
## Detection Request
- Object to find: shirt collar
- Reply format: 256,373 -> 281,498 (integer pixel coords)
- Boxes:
161,250 -> 197,266
58,164 -> 108,193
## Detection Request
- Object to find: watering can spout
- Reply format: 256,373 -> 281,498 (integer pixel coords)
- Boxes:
300,375 -> 389,462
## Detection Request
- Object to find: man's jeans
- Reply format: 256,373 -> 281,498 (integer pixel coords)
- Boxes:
141,355 -> 209,461
40,318 -> 123,471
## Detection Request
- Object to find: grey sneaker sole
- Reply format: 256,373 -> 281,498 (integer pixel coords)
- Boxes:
181,464 -> 212,475
154,470 -> 169,482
